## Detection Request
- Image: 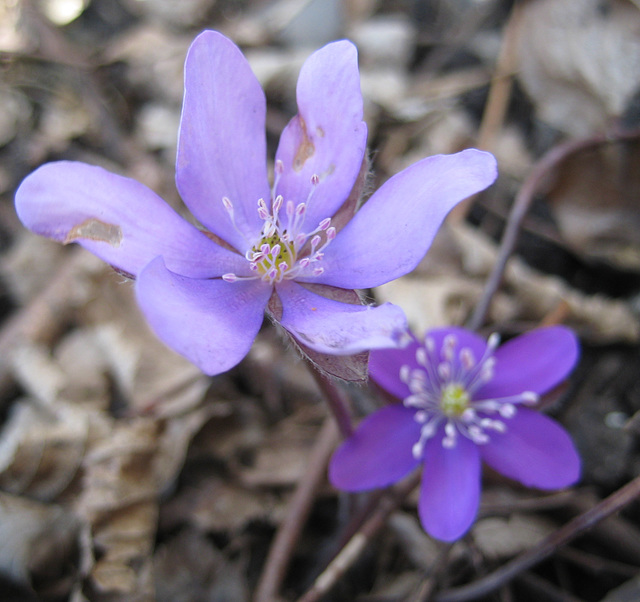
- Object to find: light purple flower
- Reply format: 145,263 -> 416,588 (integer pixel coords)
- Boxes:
14,30 -> 497,377
330,326 -> 581,542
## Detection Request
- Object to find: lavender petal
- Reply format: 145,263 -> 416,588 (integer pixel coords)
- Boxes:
277,280 -> 408,355
15,161 -> 245,278
418,432 -> 481,542
329,405 -> 421,490
478,326 -> 579,399
480,408 -> 581,489
275,40 -> 367,231
177,30 -> 270,252
136,256 -> 270,375
306,149 -> 498,289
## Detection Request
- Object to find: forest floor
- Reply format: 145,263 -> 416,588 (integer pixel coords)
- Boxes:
1,0 -> 640,600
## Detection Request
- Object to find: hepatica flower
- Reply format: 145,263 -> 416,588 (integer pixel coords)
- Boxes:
330,326 -> 581,541
15,31 -> 497,377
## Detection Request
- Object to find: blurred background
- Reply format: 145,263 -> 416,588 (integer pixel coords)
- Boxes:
1,1 -> 640,600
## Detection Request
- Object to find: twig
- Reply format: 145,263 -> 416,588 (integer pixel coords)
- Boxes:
515,572 -> 583,602
296,471 -> 421,602
467,125 -> 640,331
409,546 -> 453,602
254,418 -> 339,602
433,473 -> 640,602
475,2 -> 524,152
449,0 -> 524,222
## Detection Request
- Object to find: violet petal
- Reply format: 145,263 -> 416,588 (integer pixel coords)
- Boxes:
369,336 -> 420,401
418,432 -> 481,541
136,256 -> 270,375
477,326 -> 579,399
329,405 -> 421,490
480,408 -> 580,489
177,30 -> 270,251
275,40 -> 367,231
370,327 -> 488,402
277,280 -> 408,355
15,161 -> 246,278
306,150 -> 497,289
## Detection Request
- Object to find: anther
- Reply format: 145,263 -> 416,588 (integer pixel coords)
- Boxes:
487,332 -> 501,350
460,348 -> 475,370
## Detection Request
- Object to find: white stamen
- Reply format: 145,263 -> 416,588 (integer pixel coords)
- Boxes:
400,329 -> 547,454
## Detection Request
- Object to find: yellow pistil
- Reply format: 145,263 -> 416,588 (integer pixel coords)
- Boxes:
251,232 -> 296,279
440,383 -> 471,417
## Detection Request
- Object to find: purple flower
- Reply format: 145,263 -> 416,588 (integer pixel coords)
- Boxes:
14,31 -> 497,377
329,326 -> 581,541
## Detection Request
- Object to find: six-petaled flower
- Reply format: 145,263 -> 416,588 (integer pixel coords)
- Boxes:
330,326 -> 581,541
15,30 -> 497,376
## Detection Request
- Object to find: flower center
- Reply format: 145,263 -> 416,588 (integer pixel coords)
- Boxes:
248,224 -> 298,283
440,383 -> 470,417
221,165 -> 336,285
401,332 -> 539,458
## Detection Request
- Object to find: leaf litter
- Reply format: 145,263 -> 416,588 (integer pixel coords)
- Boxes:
1,0 -> 640,600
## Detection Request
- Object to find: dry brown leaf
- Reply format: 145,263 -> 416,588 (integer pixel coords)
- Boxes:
85,276 -> 210,417
376,223 -> 640,343
518,0 -> 640,135
452,223 -> 640,342
472,513 -> 556,561
0,491 -> 79,588
104,25 -> 191,104
181,478 -> 276,533
0,400 -> 88,500
76,417 -> 159,598
154,529 -> 250,602
239,404 -> 323,488
548,146 -> 640,270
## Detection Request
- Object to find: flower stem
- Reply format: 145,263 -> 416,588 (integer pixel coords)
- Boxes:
254,418 -> 338,602
309,367 -> 354,439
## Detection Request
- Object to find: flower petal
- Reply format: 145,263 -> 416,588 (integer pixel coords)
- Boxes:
480,408 -> 580,489
15,161 -> 245,278
177,30 -> 270,251
136,257 -> 271,375
369,336 -> 420,401
369,327 -> 488,402
418,432 -> 481,541
426,327 -> 489,366
329,405 -> 421,490
275,40 -> 367,230
277,280 -> 408,355
308,149 -> 498,289
477,326 -> 579,399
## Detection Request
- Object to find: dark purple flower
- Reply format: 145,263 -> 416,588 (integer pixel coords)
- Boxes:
330,326 -> 581,541
15,31 -> 497,376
